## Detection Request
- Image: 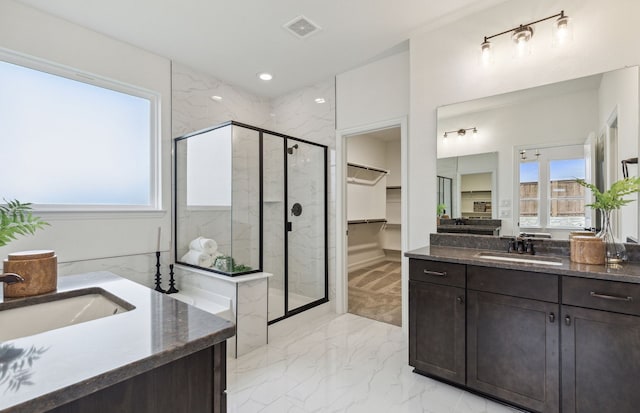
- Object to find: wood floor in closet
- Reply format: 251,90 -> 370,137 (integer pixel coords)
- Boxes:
348,260 -> 401,326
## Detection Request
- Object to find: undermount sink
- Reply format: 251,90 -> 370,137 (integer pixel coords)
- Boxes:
474,251 -> 564,266
0,287 -> 135,342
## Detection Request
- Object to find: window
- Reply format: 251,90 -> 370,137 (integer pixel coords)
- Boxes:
0,52 -> 158,210
548,159 -> 585,228
519,161 -> 540,227
517,145 -> 586,229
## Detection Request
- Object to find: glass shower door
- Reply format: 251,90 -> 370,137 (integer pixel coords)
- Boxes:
263,133 -> 286,321
286,139 -> 327,311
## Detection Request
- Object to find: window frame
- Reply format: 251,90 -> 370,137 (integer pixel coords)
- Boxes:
0,48 -> 161,213
515,143 -> 588,231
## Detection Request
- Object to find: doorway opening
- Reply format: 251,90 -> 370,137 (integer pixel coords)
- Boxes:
344,126 -> 402,326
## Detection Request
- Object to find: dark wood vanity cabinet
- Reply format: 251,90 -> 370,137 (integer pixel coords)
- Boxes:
409,259 -> 466,385
466,266 -> 559,413
409,257 -> 640,413
561,277 -> 640,413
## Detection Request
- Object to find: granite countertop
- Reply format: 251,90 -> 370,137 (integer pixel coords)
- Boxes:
406,245 -> 640,284
0,271 -> 235,413
436,225 -> 501,231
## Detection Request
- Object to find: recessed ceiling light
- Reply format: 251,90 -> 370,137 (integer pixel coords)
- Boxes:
211,95 -> 223,101
258,73 -> 273,81
315,98 -> 326,104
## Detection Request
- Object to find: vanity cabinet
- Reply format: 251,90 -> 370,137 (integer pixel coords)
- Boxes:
409,259 -> 466,385
409,255 -> 640,413
466,265 -> 559,413
561,277 -> 640,413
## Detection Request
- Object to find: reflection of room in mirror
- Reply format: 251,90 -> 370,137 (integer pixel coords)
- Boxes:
436,66 -> 639,241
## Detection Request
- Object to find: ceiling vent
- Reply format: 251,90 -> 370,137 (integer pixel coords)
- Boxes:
283,15 -> 321,39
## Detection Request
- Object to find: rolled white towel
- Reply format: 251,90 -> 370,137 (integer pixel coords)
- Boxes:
189,237 -> 218,255
181,250 -> 213,268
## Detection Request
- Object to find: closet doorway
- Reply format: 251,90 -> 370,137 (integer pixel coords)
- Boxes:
345,126 -> 402,326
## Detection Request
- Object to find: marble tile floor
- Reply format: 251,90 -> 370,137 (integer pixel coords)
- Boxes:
226,312 -> 520,413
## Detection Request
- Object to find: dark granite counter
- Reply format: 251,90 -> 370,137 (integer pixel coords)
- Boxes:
406,245 -> 640,284
436,225 -> 501,235
0,271 -> 235,413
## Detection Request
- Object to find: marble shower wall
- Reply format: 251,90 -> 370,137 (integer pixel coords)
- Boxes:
270,79 -> 337,305
174,125 -> 261,273
172,63 -> 336,307
172,62 -> 272,135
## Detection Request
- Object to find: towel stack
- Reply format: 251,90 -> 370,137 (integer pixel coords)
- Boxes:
180,236 -> 220,267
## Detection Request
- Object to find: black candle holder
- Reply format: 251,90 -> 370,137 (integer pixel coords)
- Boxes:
154,251 -> 166,293
166,264 -> 179,294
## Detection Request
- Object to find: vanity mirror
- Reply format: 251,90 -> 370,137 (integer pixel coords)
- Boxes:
437,66 -> 639,241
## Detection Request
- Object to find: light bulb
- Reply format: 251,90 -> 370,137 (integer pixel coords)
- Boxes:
553,15 -> 572,46
512,26 -> 533,57
480,40 -> 492,65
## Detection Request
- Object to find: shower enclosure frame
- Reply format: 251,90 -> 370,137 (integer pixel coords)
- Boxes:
174,121 -> 329,322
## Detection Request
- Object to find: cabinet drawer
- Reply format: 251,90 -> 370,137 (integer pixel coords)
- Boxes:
467,265 -> 558,303
563,277 -> 640,316
409,259 -> 465,288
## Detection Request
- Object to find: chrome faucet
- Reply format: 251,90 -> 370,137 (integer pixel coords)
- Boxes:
0,273 -> 25,284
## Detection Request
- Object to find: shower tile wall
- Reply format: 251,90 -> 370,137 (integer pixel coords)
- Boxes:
263,135 -> 285,293
171,62 -> 272,136
270,80 -> 336,304
230,126 -> 260,269
172,62 -> 336,309
287,142 -> 326,302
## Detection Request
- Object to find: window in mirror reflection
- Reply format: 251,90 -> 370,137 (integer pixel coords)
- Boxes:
549,159 -> 585,228
520,162 -> 540,227
518,144 -> 587,230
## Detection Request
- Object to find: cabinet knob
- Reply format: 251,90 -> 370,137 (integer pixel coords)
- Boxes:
565,315 -> 572,326
457,296 -> 464,304
548,312 -> 555,323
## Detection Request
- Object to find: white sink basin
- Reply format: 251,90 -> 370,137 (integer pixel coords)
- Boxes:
0,288 -> 135,342
474,251 -> 563,266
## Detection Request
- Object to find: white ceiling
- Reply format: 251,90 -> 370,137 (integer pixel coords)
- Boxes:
15,0 -> 506,98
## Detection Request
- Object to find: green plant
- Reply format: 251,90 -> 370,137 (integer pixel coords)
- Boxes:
575,177 -> 640,211
213,255 -> 252,273
437,203 -> 447,216
0,199 -> 49,247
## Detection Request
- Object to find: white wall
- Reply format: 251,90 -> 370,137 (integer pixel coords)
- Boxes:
410,0 -> 640,249
0,0 -> 171,284
336,50 -> 409,130
598,67 -> 640,242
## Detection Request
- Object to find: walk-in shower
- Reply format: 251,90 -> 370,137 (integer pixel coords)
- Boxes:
174,121 -> 328,323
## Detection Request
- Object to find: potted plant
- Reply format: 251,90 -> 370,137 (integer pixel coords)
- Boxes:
575,177 -> 640,263
0,199 -> 49,248
437,203 -> 447,225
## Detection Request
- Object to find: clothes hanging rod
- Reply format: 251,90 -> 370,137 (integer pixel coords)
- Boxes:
347,162 -> 389,174
347,219 -> 387,225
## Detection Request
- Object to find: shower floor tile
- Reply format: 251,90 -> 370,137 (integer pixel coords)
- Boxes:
226,313 -> 519,413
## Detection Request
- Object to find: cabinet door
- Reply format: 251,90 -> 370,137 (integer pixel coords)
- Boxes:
467,291 -> 559,413
562,305 -> 640,413
409,280 -> 465,385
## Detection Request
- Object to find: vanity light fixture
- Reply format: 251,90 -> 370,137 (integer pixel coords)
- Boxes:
481,10 -> 571,60
443,127 -> 478,138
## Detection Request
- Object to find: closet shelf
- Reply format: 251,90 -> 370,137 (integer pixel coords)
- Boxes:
347,162 -> 389,186
348,219 -> 387,225
386,186 -> 401,190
